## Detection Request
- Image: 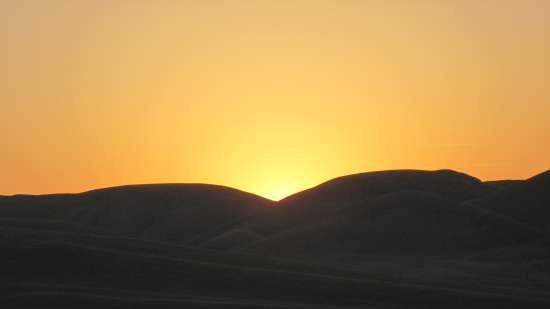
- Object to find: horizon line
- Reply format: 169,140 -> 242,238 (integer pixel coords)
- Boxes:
2,168 -> 548,201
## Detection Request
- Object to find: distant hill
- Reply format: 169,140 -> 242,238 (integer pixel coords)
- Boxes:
246,170 -> 542,255
0,184 -> 273,244
1,170 -> 548,252
270,169 -> 487,222
2,169 -> 550,308
282,169 -> 487,205
479,170 -> 550,235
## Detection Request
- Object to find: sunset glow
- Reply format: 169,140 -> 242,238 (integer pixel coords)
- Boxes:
1,1 -> 549,200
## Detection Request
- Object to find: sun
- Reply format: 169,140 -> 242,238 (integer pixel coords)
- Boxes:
259,181 -> 303,201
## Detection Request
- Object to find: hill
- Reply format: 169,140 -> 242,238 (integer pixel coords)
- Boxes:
0,184 -> 273,244
478,170 -> 550,235
245,170 -> 541,256
2,169 -> 550,308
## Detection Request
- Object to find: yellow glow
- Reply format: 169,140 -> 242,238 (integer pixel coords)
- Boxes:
259,181 -> 303,202
1,1 -> 549,199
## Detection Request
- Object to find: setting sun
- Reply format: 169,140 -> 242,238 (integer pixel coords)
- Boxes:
260,184 -> 297,201
256,177 -> 313,201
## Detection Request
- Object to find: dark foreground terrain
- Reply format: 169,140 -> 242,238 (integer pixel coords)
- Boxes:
1,169 -> 550,308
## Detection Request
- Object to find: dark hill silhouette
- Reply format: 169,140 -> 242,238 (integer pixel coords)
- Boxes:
283,170 -> 485,203
245,170 -> 499,248
268,169 -> 488,226
2,169 -> 550,308
250,191 -> 539,256
282,169 -> 487,205
484,179 -> 524,191
479,170 -> 550,234
0,184 -> 273,244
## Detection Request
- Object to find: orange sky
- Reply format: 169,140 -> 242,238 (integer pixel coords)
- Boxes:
1,0 -> 549,200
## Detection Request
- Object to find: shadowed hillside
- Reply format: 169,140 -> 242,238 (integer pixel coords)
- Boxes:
282,169 -> 488,206
1,169 -> 550,308
244,170 -> 539,256
255,170 -> 489,229
0,184 -> 273,244
250,190 -> 540,256
479,170 -> 550,234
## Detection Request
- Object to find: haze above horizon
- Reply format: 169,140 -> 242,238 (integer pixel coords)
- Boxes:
1,1 -> 549,201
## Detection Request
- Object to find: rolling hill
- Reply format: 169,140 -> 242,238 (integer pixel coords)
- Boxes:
0,184 -> 273,245
1,169 -> 549,308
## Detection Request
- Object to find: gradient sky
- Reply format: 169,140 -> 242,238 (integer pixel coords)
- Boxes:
1,0 -> 549,200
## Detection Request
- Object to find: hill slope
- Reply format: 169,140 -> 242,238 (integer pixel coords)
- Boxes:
2,169 -> 550,308
479,170 -> 550,234
246,170 -> 540,256
0,184 -> 273,244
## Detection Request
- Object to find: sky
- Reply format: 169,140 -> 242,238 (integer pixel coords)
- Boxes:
1,0 -> 549,200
